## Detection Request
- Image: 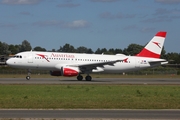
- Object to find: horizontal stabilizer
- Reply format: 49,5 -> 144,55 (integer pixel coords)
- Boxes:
148,59 -> 168,66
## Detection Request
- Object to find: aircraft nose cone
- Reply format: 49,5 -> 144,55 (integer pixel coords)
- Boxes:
6,59 -> 10,65
6,59 -> 13,66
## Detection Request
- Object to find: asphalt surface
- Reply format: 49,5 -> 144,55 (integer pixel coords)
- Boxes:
0,77 -> 180,119
0,78 -> 180,85
0,109 -> 180,119
0,77 -> 180,85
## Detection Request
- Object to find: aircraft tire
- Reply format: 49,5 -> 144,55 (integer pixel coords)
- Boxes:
26,76 -> 30,80
85,75 -> 92,81
77,75 -> 83,81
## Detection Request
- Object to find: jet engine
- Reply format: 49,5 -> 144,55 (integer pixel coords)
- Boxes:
50,70 -> 62,76
50,66 -> 80,77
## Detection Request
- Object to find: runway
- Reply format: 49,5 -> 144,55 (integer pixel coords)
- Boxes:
0,109 -> 180,119
0,77 -> 180,119
0,77 -> 180,85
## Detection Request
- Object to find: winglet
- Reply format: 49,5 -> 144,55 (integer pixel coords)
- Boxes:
136,31 -> 167,58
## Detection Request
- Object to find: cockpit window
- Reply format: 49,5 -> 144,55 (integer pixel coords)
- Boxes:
13,55 -> 22,58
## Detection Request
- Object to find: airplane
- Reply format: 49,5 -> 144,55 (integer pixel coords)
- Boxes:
6,31 -> 168,81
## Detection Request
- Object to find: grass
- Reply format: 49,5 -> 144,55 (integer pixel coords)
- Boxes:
0,85 -> 180,109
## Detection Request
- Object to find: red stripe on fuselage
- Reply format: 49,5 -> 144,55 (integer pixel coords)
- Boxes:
136,48 -> 160,58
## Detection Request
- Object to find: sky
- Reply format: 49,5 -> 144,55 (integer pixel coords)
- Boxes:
0,0 -> 180,53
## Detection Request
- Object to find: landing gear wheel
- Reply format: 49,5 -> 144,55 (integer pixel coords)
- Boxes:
77,75 -> 83,81
26,76 -> 30,80
26,69 -> 31,80
85,75 -> 92,81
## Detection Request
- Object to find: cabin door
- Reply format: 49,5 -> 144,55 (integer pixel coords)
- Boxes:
28,52 -> 33,63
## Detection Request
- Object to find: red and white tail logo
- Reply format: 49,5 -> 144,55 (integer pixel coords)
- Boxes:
136,31 -> 167,58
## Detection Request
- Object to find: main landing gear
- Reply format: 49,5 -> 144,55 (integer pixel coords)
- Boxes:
26,70 -> 31,80
77,74 -> 92,81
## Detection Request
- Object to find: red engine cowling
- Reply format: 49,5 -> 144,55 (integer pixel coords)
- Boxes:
62,67 -> 79,76
50,67 -> 79,77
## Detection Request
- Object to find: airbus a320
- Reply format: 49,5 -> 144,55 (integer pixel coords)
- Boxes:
6,31 -> 168,81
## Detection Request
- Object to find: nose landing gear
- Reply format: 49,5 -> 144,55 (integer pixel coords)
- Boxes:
26,70 -> 31,80
26,76 -> 30,80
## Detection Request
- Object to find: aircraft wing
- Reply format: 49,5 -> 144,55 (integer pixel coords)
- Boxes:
68,59 -> 123,73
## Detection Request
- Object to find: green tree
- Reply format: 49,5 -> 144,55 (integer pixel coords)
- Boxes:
123,44 -> 143,55
20,40 -> 32,52
160,46 -> 166,59
108,48 -> 115,54
33,46 -> 46,51
76,46 -> 88,53
51,49 -> 56,52
100,48 -> 107,54
58,44 -> 76,52
114,48 -> 123,54
108,48 -> 123,54
86,48 -> 94,54
164,52 -> 180,64
95,48 -> 101,54
8,44 -> 20,54
0,42 -> 10,55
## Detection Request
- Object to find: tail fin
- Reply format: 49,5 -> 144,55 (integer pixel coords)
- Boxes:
136,31 -> 167,58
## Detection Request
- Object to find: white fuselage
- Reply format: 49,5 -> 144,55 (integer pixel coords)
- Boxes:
6,51 -> 167,73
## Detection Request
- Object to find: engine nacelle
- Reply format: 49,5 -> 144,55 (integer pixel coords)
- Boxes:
50,70 -> 62,76
63,67 -> 79,76
50,66 -> 79,77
